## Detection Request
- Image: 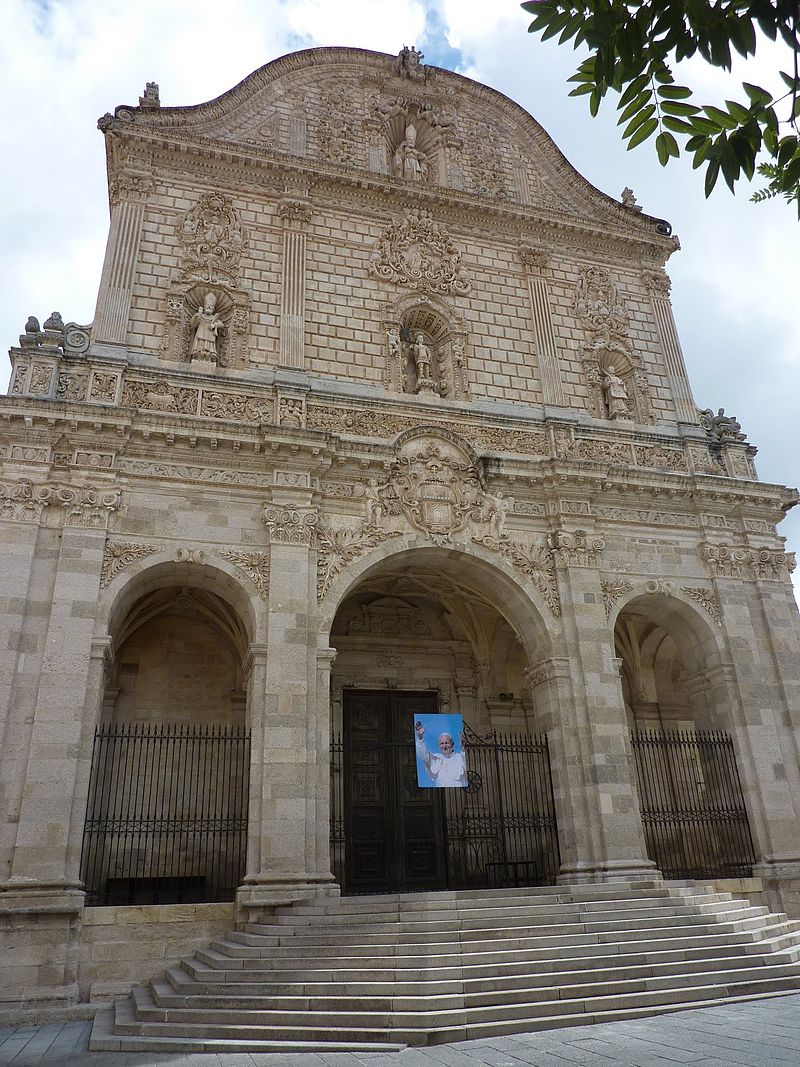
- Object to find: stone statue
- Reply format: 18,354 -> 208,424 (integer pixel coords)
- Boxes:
412,333 -> 435,393
396,45 -> 426,82
364,479 -> 383,526
700,407 -> 746,442
190,292 -> 224,363
484,493 -> 507,540
392,123 -> 428,182
601,365 -> 630,419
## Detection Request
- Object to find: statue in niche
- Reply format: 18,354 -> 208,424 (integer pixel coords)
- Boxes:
412,333 -> 437,394
190,292 -> 224,363
601,365 -> 630,419
393,123 -> 428,182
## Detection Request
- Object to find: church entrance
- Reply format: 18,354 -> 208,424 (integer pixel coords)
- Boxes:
339,689 -> 447,895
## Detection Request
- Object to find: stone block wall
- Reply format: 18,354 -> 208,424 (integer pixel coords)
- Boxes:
77,902 -> 234,1001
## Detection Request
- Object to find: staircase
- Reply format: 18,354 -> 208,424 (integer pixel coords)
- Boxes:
89,882 -> 800,1053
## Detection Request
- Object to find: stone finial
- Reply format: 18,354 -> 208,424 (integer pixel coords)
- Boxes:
43,312 -> 65,332
395,45 -> 427,82
24,316 -> 40,335
139,82 -> 160,109
621,187 -> 642,211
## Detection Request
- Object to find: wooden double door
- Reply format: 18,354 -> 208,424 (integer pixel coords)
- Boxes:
343,689 -> 447,894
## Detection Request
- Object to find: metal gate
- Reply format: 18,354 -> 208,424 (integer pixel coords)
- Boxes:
331,713 -> 560,893
80,721 -> 250,906
631,728 -> 757,879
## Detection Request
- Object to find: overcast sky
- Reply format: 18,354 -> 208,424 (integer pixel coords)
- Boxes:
1,0 -> 798,596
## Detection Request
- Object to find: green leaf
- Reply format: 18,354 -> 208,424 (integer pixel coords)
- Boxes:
702,105 -> 739,129
622,104 -> 657,140
627,117 -> 659,149
725,99 -> 752,124
742,82 -> 772,106
617,90 -> 652,124
618,73 -> 651,108
569,83 -> 596,98
660,100 -> 701,117
663,115 -> 696,134
657,84 -> 693,100
704,159 -> 721,196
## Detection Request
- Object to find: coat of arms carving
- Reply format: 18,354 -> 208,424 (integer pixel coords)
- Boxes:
180,193 -> 248,286
372,211 -> 471,295
378,436 -> 483,543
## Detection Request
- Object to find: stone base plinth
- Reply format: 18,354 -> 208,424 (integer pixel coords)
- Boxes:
236,873 -> 340,922
0,881 -> 85,1017
557,858 -> 661,885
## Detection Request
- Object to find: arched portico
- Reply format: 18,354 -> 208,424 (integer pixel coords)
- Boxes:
74,556 -> 261,907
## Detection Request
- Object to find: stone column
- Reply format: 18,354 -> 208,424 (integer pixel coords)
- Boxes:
242,643 -> 268,882
699,544 -> 800,911
93,171 -> 153,345
237,486 -> 336,917
278,199 -> 312,369
0,490 -> 118,1008
546,530 -> 657,882
520,246 -> 565,407
311,647 -> 337,885
643,268 -> 697,424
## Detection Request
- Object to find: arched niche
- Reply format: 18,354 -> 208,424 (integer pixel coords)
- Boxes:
583,340 -> 654,424
612,589 -> 730,731
384,296 -> 468,400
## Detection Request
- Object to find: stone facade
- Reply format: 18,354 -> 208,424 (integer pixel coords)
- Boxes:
2,45 -> 800,1016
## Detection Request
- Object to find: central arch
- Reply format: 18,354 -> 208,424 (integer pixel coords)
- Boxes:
319,538 -> 561,895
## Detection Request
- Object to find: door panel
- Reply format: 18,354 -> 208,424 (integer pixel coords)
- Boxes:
344,689 -> 445,894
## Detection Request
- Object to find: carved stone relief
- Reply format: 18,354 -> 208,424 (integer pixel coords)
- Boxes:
317,87 -> 361,166
682,586 -> 722,626
101,541 -> 162,588
575,266 -> 653,424
601,578 -> 634,618
316,522 -> 402,601
547,528 -> 605,568
180,192 -> 248,287
0,481 -> 120,528
263,506 -> 319,545
700,542 -> 796,581
88,371 -> 121,405
372,211 -> 470,295
219,550 -> 270,598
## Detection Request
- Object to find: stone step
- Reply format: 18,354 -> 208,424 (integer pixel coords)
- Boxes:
209,919 -> 787,960
153,961 -> 800,1012
235,907 -> 776,945
91,882 -> 800,1054
167,951 -> 793,1000
268,892 -> 755,926
128,972 -> 800,1031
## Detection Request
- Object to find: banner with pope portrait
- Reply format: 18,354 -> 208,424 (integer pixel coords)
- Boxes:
413,712 -> 468,788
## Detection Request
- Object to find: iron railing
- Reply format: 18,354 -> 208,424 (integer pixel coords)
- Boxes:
80,721 -> 250,906
331,723 -> 560,892
631,728 -> 756,879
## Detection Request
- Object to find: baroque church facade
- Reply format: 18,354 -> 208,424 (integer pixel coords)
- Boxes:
2,45 -> 800,1015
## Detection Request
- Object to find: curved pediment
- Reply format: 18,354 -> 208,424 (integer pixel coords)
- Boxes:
107,46 -> 667,237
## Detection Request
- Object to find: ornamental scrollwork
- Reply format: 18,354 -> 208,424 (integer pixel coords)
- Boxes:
372,210 -> 471,295
180,192 -> 248,286
547,528 -> 605,569
682,586 -> 722,626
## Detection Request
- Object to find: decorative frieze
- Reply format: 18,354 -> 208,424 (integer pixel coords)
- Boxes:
88,370 -> 122,405
0,480 -> 119,526
220,550 -> 270,598
101,540 -> 162,588
263,506 -> 319,545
